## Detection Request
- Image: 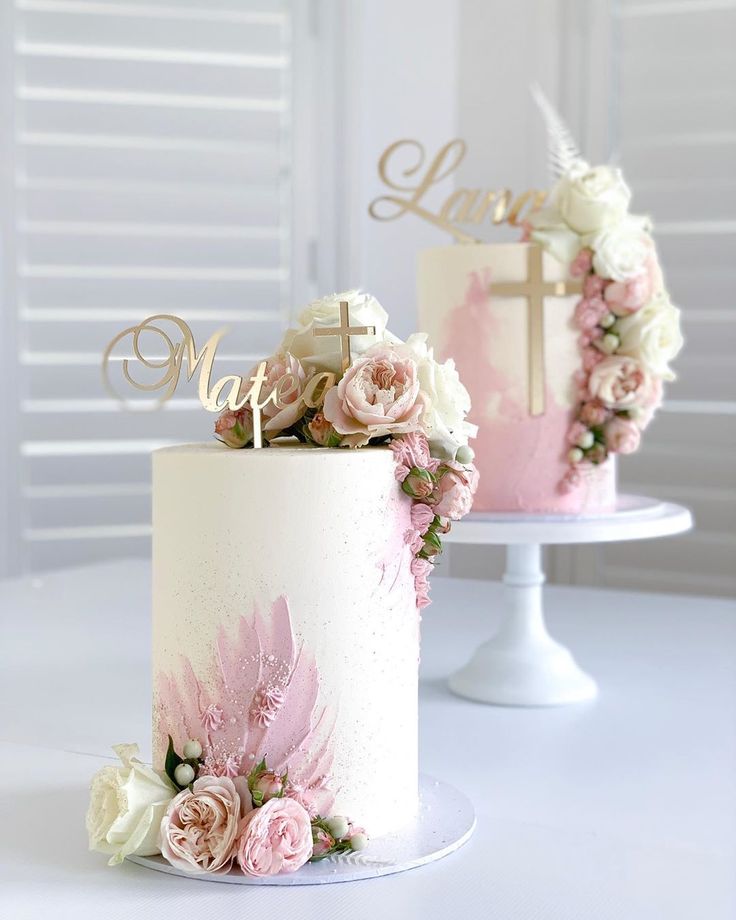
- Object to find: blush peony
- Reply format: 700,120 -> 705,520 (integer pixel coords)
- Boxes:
323,343 -> 426,447
587,356 -> 653,410
160,775 -> 241,875
236,797 -> 313,877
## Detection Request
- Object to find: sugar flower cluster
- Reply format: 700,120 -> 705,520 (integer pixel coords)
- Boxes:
87,742 -> 366,877
215,290 -> 479,606
527,162 -> 683,491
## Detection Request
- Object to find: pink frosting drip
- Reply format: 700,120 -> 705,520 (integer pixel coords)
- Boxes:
154,596 -> 335,816
440,269 -> 615,513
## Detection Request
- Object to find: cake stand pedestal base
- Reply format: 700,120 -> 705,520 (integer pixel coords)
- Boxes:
448,544 -> 596,706
445,496 -> 692,707
127,773 -> 475,886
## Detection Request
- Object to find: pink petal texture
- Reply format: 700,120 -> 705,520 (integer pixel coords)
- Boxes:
155,596 -> 335,815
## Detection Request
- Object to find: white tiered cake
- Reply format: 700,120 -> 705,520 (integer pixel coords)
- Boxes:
152,443 -> 419,837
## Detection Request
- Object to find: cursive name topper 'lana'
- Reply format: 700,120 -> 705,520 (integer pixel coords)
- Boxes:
368,139 -> 547,244
101,314 -> 335,449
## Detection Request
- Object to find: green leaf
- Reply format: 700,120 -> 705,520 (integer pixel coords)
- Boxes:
164,735 -> 183,787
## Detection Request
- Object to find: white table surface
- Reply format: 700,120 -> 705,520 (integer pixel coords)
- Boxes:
1,558 -> 734,920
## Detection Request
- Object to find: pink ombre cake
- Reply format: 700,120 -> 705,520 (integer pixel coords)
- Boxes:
418,243 -> 616,514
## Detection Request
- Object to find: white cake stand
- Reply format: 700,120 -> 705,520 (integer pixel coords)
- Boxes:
443,494 -> 692,707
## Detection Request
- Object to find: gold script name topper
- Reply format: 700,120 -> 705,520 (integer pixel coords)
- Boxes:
101,305 -> 374,446
369,139 -> 547,243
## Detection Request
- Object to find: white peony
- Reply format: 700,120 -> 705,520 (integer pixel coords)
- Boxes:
86,743 -> 176,866
405,333 -> 478,460
615,292 -> 684,381
556,164 -> 631,234
281,290 -> 400,375
590,220 -> 652,281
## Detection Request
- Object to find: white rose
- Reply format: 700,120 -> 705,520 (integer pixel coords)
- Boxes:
86,743 -> 176,866
405,333 -> 478,460
528,204 -> 582,264
281,290 -> 400,374
591,221 -> 652,281
615,292 -> 683,381
556,164 -> 631,234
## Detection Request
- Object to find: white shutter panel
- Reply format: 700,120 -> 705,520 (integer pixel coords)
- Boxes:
569,0 -> 736,596
2,0 -> 298,572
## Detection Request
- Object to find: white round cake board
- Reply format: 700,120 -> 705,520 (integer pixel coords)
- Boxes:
127,774 -> 475,885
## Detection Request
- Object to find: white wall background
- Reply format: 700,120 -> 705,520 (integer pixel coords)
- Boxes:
0,0 -> 734,597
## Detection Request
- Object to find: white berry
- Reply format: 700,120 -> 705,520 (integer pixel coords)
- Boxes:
174,763 -> 195,786
349,833 -> 368,852
182,740 -> 203,760
325,816 -> 349,839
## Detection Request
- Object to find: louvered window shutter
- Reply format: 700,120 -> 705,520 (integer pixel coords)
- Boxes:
1,0 -> 305,572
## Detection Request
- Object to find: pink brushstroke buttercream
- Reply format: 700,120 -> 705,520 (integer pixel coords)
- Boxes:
154,597 -> 335,815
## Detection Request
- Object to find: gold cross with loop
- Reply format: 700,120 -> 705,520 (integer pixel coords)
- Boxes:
489,244 -> 583,416
312,300 -> 377,372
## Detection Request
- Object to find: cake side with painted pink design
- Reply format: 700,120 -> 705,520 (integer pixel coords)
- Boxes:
153,443 -> 419,837
418,243 -> 615,513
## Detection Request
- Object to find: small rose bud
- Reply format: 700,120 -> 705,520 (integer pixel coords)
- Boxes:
311,827 -> 335,858
599,312 -> 616,329
182,739 -> 202,760
349,833 -> 368,852
575,430 -> 595,450
568,447 -> 584,464
325,815 -> 349,839
598,332 -> 619,354
401,467 -> 436,500
174,763 -> 195,787
455,444 -> 474,464
252,770 -> 285,803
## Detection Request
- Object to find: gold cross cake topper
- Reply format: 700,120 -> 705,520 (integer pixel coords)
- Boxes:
101,303 -> 376,447
490,244 -> 583,416
313,300 -> 376,373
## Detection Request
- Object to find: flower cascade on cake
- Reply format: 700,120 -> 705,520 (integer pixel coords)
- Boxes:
214,290 -> 479,609
526,92 -> 683,494
88,598 -> 368,877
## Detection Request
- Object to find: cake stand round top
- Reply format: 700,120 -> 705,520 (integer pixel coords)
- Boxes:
444,494 -> 692,546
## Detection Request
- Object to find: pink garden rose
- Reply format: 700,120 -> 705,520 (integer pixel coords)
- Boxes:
260,352 -> 311,436
214,407 -> 254,448
587,356 -> 653,410
430,462 -> 479,521
160,775 -> 241,875
579,400 -> 611,427
603,416 -> 641,454
604,252 -> 662,316
389,431 -> 436,481
323,344 -> 426,448
236,797 -> 313,877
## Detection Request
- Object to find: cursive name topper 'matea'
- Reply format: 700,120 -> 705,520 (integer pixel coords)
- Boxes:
368,139 -> 547,244
101,314 -> 336,448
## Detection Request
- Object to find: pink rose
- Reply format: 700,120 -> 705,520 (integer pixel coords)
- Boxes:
390,432 -> 436,481
251,771 -> 285,805
582,347 -> 605,372
603,416 -> 641,454
322,344 -> 426,448
579,400 -> 611,427
588,356 -> 653,410
570,249 -> 593,277
567,421 -> 589,447
214,407 -> 254,449
574,296 -> 609,331
160,775 -> 241,875
604,253 -> 662,316
410,502 -> 435,534
401,467 -> 436,500
236,797 -> 313,877
260,352 -> 310,435
430,462 -> 479,521
583,274 -> 606,298
307,412 -> 340,447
